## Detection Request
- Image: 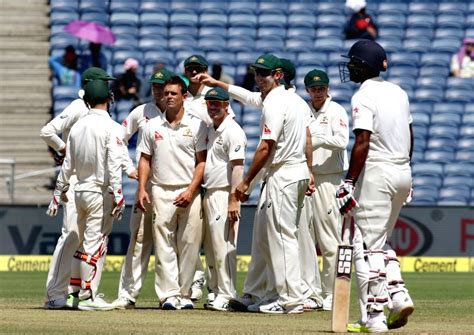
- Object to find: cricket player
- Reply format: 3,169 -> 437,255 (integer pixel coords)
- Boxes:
338,40 -> 414,332
201,87 -> 246,311
304,69 -> 350,311
234,54 -> 312,314
48,79 -> 126,311
137,76 -> 207,310
112,68 -> 175,309
40,67 -> 124,309
196,60 -> 322,312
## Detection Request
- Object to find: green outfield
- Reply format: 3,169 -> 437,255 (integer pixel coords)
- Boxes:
0,272 -> 473,334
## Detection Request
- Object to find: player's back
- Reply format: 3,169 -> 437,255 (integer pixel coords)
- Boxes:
353,78 -> 411,164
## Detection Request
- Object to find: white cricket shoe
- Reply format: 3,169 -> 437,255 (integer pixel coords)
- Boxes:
366,312 -> 388,333
303,298 -> 323,311
112,296 -> 136,310
388,292 -> 414,329
259,301 -> 285,314
162,296 -> 180,310
229,294 -> 254,312
207,292 -> 216,304
78,294 -> 114,311
180,297 -> 194,310
206,295 -> 230,312
322,295 -> 333,311
190,277 -> 206,301
43,297 -> 67,309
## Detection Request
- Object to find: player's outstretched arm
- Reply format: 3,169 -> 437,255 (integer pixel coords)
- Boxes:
137,152 -> 151,212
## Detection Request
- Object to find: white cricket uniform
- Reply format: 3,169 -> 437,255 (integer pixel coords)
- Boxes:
40,92 -> 88,302
307,95 -> 349,302
138,111 -> 207,301
117,102 -> 163,302
186,85 -> 235,126
350,77 -> 412,318
257,86 -> 309,310
202,115 -> 246,300
57,108 -> 125,300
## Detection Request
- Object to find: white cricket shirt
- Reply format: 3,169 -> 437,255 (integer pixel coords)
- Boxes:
138,110 -> 207,186
308,95 -> 349,174
186,85 -> 235,125
58,109 -> 124,195
351,77 -> 413,164
203,115 -> 247,189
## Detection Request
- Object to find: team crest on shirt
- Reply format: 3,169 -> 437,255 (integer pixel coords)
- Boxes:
60,114 -> 69,119
353,107 -> 359,114
320,116 -> 328,125
263,124 -> 271,134
116,137 -> 123,145
122,119 -> 128,127
154,131 -> 164,140
216,136 -> 224,145
183,128 -> 193,137
339,119 -> 347,128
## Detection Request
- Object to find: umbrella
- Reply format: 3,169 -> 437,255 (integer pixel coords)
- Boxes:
64,20 -> 116,45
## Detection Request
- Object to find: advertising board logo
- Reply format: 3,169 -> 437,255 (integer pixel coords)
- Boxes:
389,215 -> 433,256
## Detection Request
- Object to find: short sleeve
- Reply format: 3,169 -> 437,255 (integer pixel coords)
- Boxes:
137,122 -> 153,156
261,102 -> 285,141
351,93 -> 375,133
228,128 -> 247,161
195,120 -> 208,153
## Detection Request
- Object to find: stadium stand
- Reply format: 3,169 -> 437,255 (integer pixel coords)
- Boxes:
36,0 -> 474,205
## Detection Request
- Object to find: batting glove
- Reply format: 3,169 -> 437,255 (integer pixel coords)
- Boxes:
111,189 -> 125,220
336,179 -> 359,216
46,184 -> 66,217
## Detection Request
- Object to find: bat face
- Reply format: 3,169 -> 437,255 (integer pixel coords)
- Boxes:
332,245 -> 354,333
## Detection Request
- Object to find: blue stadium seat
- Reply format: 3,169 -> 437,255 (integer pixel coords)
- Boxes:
259,2 -> 289,14
258,14 -> 287,28
109,1 -> 140,13
228,38 -> 256,53
236,51 -> 261,65
198,2 -> 227,14
113,36 -> 139,51
139,26 -> 168,38
439,3 -> 468,16
316,28 -> 343,39
168,37 -> 198,51
411,102 -> 433,114
428,125 -> 459,140
389,52 -> 420,67
412,162 -> 443,177
413,137 -> 427,152
297,52 -> 327,66
456,150 -> 474,162
389,66 -> 418,78
444,162 -> 474,177
444,176 -> 473,188
460,126 -> 474,138
169,26 -> 198,38
405,27 -> 433,40
80,0 -> 107,14
445,89 -> 473,103
228,2 -> 258,15
110,13 -> 139,27
285,39 -> 313,53
197,37 -> 227,52
287,27 -> 315,40
170,2 -> 198,12
258,27 -> 286,39
424,150 -> 455,164
242,107 -> 262,125
431,38 -> 462,54
199,13 -> 227,27
458,138 -> 474,152
407,14 -> 436,29
436,14 -> 466,30
465,104 -> 474,114
198,27 -> 226,39
431,113 -> 461,127
378,27 -> 405,40
411,186 -> 438,205
50,1 -> 78,13
50,35 -> 79,49
330,88 -> 352,104
418,66 -> 450,78
80,12 -> 108,25
416,77 -> 444,90
462,114 -> 474,126
139,1 -> 170,14
53,86 -> 79,100
377,13 -> 407,29
140,13 -> 168,27
206,51 -> 236,66
314,39 -> 343,53
411,112 -> 430,126
50,12 -> 79,25
408,3 -> 437,16
227,26 -> 257,39
434,28 -> 464,40
287,13 -> 317,28
412,124 -> 428,139
433,103 -> 464,115
438,186 -> 470,205
403,38 -> 431,53
228,13 -> 258,28
138,37 -> 168,52
446,77 -> 474,90
317,14 -> 346,29
242,124 -> 261,139
143,50 -> 175,67
112,26 -> 138,39
413,175 -> 442,188
426,138 -> 457,152
377,39 -> 403,53
256,38 -> 285,53
420,53 -> 451,67
169,10 -> 199,27
378,3 -> 408,15
316,2 -> 345,15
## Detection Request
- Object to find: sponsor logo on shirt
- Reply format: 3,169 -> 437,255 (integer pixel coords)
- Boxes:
235,145 -> 241,152
122,119 -> 128,127
353,107 -> 359,114
183,128 -> 193,137
263,124 -> 271,134
339,119 -> 347,128
320,116 -> 329,125
154,131 -> 164,140
216,136 -> 224,145
116,137 -> 123,145
59,114 -> 69,119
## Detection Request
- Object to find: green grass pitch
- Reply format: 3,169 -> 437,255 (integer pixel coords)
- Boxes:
0,272 -> 473,334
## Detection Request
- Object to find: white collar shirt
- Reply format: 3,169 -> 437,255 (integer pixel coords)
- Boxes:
308,94 -> 349,174
351,77 -> 413,164
203,115 -> 247,189
138,110 -> 207,186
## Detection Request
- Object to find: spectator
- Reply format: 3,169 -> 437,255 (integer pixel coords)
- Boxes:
111,58 -> 141,104
451,38 -> 474,78
344,0 -> 377,40
48,45 -> 81,87
78,42 -> 108,74
240,64 -> 256,92
211,62 -> 235,85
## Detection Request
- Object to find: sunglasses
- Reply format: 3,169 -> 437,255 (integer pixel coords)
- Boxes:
254,68 -> 274,77
206,100 -> 228,108
185,65 -> 207,73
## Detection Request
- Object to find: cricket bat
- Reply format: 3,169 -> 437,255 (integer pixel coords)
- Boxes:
331,217 -> 354,333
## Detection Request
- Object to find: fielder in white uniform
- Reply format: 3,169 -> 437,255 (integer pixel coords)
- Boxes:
201,87 -> 246,311
304,69 -> 350,311
48,80 -> 127,311
40,68 -> 119,309
337,40 -> 414,332
235,54 -> 312,314
112,68 -> 175,309
137,76 -> 207,310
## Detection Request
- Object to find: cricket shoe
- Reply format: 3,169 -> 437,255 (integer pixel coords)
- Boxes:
43,297 -> 67,309
78,294 -> 114,311
161,296 -> 180,310
322,295 -> 333,311
190,277 -> 206,301
66,292 -> 79,309
229,294 -> 254,312
303,298 -> 323,311
207,292 -> 216,304
112,296 -> 136,310
259,301 -> 304,314
387,292 -> 414,329
206,296 -> 230,312
348,313 -> 388,333
180,297 -> 194,310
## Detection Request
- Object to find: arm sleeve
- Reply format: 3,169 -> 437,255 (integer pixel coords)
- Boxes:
313,105 -> 349,150
228,129 -> 247,161
56,137 -> 74,187
137,122 -> 153,156
260,102 -> 284,142
39,99 -> 85,152
351,94 -> 375,133
228,85 -> 263,108
195,121 -> 208,153
121,107 -> 140,143
106,129 -> 124,196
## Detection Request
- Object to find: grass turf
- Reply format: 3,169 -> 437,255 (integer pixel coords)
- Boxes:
0,272 -> 473,334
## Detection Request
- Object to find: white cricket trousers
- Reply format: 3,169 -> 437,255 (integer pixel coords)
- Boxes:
152,184 -> 203,302
298,193 -> 323,303
312,172 -> 345,299
71,190 -> 114,300
263,165 -> 308,309
353,162 -> 411,317
203,187 -> 237,300
45,176 -> 79,301
117,197 -> 153,302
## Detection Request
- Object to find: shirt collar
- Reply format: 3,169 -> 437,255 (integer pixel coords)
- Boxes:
310,94 -> 333,114
78,89 -> 84,99
162,109 -> 194,127
214,114 -> 232,133
263,85 -> 285,105
89,108 -> 111,118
